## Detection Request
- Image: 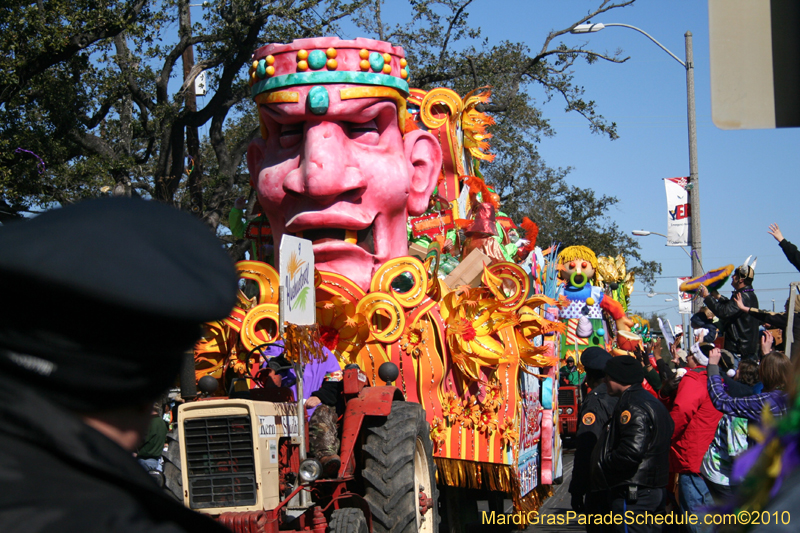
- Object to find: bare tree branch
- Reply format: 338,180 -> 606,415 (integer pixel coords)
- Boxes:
435,0 -> 473,73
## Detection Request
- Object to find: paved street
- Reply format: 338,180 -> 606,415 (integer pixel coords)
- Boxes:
525,449 -> 584,532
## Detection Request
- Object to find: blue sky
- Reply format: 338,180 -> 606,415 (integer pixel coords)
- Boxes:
346,0 -> 799,325
521,1 -> 799,324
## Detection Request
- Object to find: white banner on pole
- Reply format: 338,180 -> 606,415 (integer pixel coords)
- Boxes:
279,235 -> 315,325
658,317 -> 675,347
664,177 -> 691,247
195,71 -> 207,96
677,277 -> 692,314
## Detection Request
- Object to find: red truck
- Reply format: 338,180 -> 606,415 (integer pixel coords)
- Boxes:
557,385 -> 581,437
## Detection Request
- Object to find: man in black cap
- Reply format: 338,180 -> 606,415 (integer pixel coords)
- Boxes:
698,263 -> 760,361
0,198 -> 237,532
591,356 -> 673,533
569,347 -> 617,531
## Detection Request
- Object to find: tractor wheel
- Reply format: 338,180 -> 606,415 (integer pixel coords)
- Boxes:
328,507 -> 368,533
162,428 -> 183,502
363,401 -> 439,533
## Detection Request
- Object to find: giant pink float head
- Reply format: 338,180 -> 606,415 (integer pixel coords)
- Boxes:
246,37 -> 443,290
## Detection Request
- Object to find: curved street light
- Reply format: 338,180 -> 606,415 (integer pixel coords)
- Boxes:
632,230 -> 693,261
633,229 -> 693,351
574,22 -> 703,312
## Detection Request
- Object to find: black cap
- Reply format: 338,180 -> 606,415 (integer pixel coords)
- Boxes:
604,355 -> 644,386
581,346 -> 612,371
0,197 -> 238,411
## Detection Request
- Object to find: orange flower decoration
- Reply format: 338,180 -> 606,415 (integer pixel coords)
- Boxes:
430,416 -> 447,453
461,397 -> 482,429
483,379 -> 504,410
442,392 -> 463,424
498,420 -> 519,449
477,405 -> 499,434
316,297 -> 368,363
399,323 -> 427,357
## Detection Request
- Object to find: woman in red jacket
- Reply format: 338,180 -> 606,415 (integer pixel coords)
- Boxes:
670,343 -> 723,533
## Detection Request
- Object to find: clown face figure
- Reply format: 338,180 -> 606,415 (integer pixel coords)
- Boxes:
247,38 -> 443,290
556,246 -> 629,358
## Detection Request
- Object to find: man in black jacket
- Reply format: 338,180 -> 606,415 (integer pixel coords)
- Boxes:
769,223 -> 800,272
699,263 -> 760,361
0,198 -> 238,533
569,347 -> 617,531
591,356 -> 673,533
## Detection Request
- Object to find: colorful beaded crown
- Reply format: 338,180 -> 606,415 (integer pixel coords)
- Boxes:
249,37 -> 410,98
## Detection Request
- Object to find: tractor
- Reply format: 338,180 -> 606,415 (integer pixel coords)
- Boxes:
164,354 -> 438,533
557,385 -> 580,440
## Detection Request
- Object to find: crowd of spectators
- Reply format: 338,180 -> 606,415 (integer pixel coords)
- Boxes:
569,223 -> 799,532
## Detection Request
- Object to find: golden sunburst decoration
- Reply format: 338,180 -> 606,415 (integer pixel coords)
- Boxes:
287,252 -> 306,278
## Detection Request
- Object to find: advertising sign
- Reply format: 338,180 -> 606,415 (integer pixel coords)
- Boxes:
677,277 -> 692,314
665,177 -> 691,247
280,235 -> 315,325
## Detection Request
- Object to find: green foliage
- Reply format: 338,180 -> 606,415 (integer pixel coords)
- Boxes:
0,0 -> 365,220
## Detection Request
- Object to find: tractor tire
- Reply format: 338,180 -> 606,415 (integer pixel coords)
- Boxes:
328,507 -> 368,533
162,428 -> 183,502
363,401 -> 439,533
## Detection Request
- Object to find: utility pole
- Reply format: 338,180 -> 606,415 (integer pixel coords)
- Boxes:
571,24 -> 705,312
685,31 -> 702,313
180,0 -> 203,215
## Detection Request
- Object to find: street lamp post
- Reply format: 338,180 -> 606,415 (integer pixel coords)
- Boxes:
573,23 -> 703,312
632,230 -> 694,261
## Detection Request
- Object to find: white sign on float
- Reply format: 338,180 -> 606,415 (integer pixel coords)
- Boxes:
279,235 -> 315,325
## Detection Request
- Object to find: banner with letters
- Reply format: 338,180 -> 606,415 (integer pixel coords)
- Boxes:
665,177 -> 691,247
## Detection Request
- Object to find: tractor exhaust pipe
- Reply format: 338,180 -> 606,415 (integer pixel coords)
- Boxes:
180,350 -> 197,400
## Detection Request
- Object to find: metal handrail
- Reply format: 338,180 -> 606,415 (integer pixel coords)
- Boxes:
787,282 -> 799,358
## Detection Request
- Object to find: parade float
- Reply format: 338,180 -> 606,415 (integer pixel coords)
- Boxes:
181,37 -> 639,530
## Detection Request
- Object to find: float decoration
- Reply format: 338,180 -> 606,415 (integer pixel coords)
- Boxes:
194,259 -> 569,500
283,323 -> 325,364
556,245 -> 631,359
679,264 -> 734,293
629,315 -> 651,344
220,55 -> 643,517
595,254 -> 635,313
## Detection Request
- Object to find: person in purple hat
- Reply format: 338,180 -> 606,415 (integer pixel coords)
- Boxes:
258,341 -> 344,476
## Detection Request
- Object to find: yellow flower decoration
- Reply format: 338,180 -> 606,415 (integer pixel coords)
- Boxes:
595,254 -> 635,312
316,296 -> 369,363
